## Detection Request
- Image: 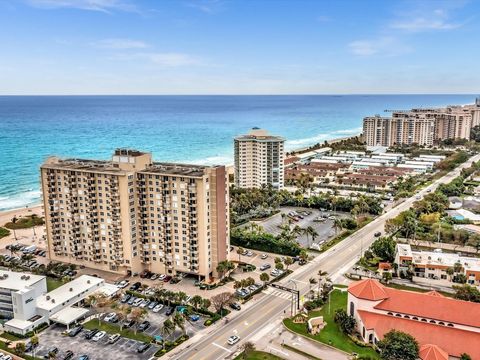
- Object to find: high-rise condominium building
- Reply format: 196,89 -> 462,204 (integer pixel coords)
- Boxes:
40,149 -> 229,282
234,128 -> 285,189
363,101 -> 480,147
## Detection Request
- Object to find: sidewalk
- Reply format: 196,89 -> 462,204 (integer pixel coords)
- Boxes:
253,317 -> 350,360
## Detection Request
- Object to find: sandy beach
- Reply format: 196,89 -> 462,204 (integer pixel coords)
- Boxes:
0,203 -> 46,252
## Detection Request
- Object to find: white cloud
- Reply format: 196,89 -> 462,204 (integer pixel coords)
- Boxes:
94,38 -> 149,49
348,37 -> 411,57
390,7 -> 463,32
26,0 -> 137,13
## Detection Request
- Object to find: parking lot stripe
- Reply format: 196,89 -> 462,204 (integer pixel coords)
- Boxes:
212,342 -> 232,353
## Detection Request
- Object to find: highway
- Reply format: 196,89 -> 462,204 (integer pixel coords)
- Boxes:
172,154 -> 480,360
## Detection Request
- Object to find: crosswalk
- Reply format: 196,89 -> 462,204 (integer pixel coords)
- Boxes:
263,287 -> 295,301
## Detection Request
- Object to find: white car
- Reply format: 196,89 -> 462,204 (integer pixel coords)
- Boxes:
139,299 -> 150,308
227,335 -> 240,345
260,253 -> 268,259
153,304 -> 164,313
132,298 -> 143,307
108,333 -> 121,344
246,251 -> 253,257
104,312 -> 117,322
158,274 -> 166,281
92,331 -> 106,342
3,355 -> 12,360
117,280 -> 129,288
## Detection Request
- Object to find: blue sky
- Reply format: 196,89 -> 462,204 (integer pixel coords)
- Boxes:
0,0 -> 479,94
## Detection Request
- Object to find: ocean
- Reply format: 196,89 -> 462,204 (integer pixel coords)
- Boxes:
0,94 -> 476,211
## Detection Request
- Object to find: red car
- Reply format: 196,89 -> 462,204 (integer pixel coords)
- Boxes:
163,275 -> 172,282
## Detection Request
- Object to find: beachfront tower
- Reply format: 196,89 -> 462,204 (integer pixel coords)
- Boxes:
40,149 -> 229,282
234,128 -> 285,190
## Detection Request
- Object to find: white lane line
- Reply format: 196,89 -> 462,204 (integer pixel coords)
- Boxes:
268,346 -> 290,356
212,342 -> 232,353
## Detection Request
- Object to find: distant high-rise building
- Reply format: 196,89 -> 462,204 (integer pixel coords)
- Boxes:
363,102 -> 477,147
41,149 -> 229,282
234,128 -> 285,189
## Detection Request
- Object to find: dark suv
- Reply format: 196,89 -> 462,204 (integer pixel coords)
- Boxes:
138,320 -> 150,332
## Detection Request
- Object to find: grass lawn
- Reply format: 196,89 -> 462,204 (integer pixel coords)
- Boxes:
234,351 -> 284,360
385,282 -> 453,298
0,228 -> 10,239
46,277 -> 66,292
1,332 -> 26,341
283,290 -> 379,359
83,319 -> 153,343
4,215 -> 44,230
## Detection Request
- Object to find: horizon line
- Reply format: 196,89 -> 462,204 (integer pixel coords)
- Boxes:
0,93 -> 478,97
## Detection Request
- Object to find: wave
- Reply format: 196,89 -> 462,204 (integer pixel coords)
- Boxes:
285,127 -> 362,149
179,155 -> 233,166
0,190 -> 42,212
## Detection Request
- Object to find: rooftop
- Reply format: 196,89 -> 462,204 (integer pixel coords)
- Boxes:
235,128 -> 284,141
348,279 -> 388,301
140,162 -> 210,177
419,344 -> 449,360
0,270 -> 45,291
36,275 -> 104,311
358,310 -> 480,359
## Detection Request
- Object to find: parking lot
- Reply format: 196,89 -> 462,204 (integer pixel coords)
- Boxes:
257,206 -> 349,247
33,324 -> 158,360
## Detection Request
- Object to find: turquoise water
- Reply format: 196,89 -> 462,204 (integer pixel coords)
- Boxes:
0,95 -> 475,211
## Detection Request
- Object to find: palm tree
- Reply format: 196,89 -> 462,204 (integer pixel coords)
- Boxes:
30,335 -> 39,359
236,247 -> 244,262
31,213 -> 38,239
260,272 -> 269,287
304,226 -> 318,248
332,218 -> 343,236
11,216 -> 18,241
190,295 -> 203,311
176,291 -> 188,305
446,267 -> 454,281
317,269 -> 328,294
162,318 -> 176,340
117,305 -> 131,331
173,312 -> 186,335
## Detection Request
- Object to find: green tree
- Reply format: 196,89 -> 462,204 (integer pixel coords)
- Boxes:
190,295 -> 203,311
15,342 -> 26,356
453,284 -> 480,302
333,309 -> 356,335
30,335 -> 39,358
371,237 -> 397,263
236,247 -> 244,262
202,298 -> 211,310
241,341 -> 256,359
260,272 -> 270,286
173,312 -> 186,335
275,262 -> 284,270
10,216 -> 18,241
460,353 -> 472,360
162,318 -> 176,340
284,257 -> 293,270
378,330 -> 419,360
382,272 -> 392,283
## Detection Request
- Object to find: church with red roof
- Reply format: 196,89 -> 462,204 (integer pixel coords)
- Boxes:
347,279 -> 480,359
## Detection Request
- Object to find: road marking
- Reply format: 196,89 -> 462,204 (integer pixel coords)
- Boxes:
244,321 -> 249,326
212,342 -> 232,353
268,346 -> 289,356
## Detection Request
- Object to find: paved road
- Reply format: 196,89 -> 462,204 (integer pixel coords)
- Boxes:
171,155 -> 480,360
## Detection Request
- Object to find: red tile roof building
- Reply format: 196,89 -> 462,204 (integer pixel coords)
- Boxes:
348,279 -> 480,359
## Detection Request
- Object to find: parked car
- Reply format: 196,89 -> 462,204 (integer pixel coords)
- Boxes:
78,355 -> 89,360
139,270 -> 152,278
84,329 -> 98,340
153,304 -> 164,313
44,347 -> 59,359
127,296 -> 137,305
374,231 -> 382,237
229,303 -> 241,311
150,273 -> 159,280
132,298 -> 143,307
158,274 -> 166,281
108,333 -> 121,344
130,282 -> 142,291
165,307 -> 174,316
163,275 -> 172,282
189,315 -> 200,321
123,319 -> 135,328
138,321 -> 150,332
139,299 -> 150,308
246,251 -> 253,257
117,280 -> 129,288
170,277 -> 181,284
69,325 -> 83,337
227,335 -> 240,345
92,331 -> 106,342
120,294 -> 131,303
259,264 -> 271,271
63,350 -> 74,360
104,312 -> 118,322
260,253 -> 268,259
137,343 -> 151,353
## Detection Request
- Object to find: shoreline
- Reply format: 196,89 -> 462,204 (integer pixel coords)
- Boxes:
0,133 -> 360,215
